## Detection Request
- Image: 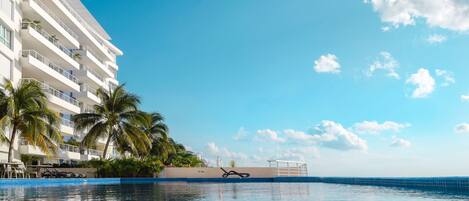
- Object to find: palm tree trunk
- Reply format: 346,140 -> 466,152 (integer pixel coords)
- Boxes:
7,125 -> 17,163
102,134 -> 112,159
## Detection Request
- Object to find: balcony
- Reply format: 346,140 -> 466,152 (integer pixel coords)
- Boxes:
21,50 -> 80,92
21,22 -> 79,69
22,0 -> 79,48
76,65 -> 105,88
81,149 -> 102,160
77,84 -> 101,105
19,139 -> 46,156
74,48 -> 113,78
22,78 -> 81,114
60,118 -> 74,136
59,144 -> 80,160
48,0 -> 115,61
81,104 -> 95,113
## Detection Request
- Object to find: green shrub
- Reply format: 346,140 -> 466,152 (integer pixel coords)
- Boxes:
83,157 -> 163,178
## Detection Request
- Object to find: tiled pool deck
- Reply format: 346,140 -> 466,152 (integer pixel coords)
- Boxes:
2,177 -> 469,191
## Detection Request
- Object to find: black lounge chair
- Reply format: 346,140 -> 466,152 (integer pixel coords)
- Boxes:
220,168 -> 250,178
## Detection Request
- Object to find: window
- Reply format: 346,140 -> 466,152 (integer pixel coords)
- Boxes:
0,23 -> 10,48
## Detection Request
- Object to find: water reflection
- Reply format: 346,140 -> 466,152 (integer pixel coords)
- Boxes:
2,182 -> 469,200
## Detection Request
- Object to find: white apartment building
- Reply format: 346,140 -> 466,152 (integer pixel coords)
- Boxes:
0,0 -> 122,164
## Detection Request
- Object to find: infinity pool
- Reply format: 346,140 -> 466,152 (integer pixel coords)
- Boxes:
1,182 -> 469,200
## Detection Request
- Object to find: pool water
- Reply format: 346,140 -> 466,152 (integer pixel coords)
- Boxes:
1,182 -> 469,200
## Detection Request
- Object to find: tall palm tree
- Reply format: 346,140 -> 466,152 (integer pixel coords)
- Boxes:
0,79 -> 62,162
72,85 -> 150,159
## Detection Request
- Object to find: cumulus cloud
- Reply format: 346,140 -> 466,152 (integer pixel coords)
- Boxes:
353,121 -> 410,135
390,137 -> 411,148
206,142 -> 248,159
256,129 -> 286,143
427,34 -> 447,44
454,123 -> 469,134
366,51 -> 399,79
311,121 -> 368,151
461,95 -> 469,102
283,129 -> 317,141
365,0 -> 469,32
314,54 -> 341,73
435,69 -> 455,87
276,147 -> 319,161
233,127 -> 248,141
406,68 -> 435,98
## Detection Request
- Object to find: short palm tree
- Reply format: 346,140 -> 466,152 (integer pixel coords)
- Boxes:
122,112 -> 170,158
0,79 -> 62,162
72,85 -> 150,159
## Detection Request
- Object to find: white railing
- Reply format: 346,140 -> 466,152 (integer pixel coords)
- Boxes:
58,0 -> 109,51
268,160 -> 308,177
81,65 -> 104,82
22,78 -> 79,106
81,46 -> 105,66
22,22 -> 73,58
61,117 -> 74,127
22,50 -> 78,84
60,144 -> 79,153
31,0 -> 79,40
87,149 -> 102,156
80,84 -> 99,97
81,105 -> 95,113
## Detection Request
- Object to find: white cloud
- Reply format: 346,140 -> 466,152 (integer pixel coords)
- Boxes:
233,127 -> 248,141
283,129 -> 317,141
311,121 -> 368,151
256,129 -> 286,143
427,34 -> 447,44
366,51 -> 399,79
435,69 -> 455,87
406,68 -> 435,98
314,54 -> 341,73
381,26 -> 391,32
206,142 -> 248,159
353,121 -> 410,135
390,137 -> 411,148
276,147 -> 319,161
454,123 -> 469,134
461,95 -> 469,102
365,0 -> 469,32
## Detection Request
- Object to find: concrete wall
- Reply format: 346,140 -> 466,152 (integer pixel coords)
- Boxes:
159,167 -> 276,178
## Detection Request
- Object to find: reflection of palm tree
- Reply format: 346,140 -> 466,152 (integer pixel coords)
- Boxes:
0,79 -> 62,162
73,85 -> 150,159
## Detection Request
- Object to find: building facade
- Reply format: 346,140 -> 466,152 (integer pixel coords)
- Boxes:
0,0 -> 122,164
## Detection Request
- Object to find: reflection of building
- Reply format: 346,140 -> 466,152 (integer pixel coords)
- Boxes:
0,0 -> 122,164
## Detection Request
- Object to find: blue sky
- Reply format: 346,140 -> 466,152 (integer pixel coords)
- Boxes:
83,0 -> 469,176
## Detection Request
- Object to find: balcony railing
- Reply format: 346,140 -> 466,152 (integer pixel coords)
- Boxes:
87,149 -> 102,156
80,65 -> 104,82
81,47 -> 105,66
61,117 -> 74,127
22,22 -> 73,58
81,105 -> 95,113
60,144 -> 79,153
22,50 -> 78,84
22,78 -> 79,106
30,0 -> 79,40
80,84 -> 99,97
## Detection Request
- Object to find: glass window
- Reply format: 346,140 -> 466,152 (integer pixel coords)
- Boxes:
0,23 -> 10,48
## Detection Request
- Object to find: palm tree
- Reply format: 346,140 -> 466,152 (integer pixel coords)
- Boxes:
0,79 -> 62,162
72,85 -> 150,159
